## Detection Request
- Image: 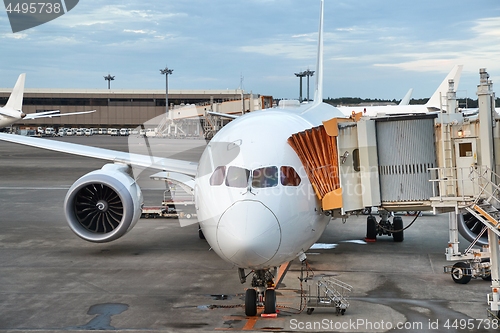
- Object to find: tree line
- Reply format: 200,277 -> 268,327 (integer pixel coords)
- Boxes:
324,97 -> 500,108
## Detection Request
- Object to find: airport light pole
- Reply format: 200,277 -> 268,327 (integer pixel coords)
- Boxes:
303,69 -> 315,102
160,66 -> 174,114
104,74 -> 115,89
294,71 -> 306,102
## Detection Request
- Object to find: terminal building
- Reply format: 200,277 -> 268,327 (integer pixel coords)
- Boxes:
0,88 -> 273,136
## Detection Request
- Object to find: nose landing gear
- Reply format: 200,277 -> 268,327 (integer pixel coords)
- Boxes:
241,268 -> 277,316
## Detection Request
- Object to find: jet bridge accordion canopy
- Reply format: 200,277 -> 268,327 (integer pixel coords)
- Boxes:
288,123 -> 342,211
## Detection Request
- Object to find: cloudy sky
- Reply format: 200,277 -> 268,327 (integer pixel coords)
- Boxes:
1,0 -> 500,101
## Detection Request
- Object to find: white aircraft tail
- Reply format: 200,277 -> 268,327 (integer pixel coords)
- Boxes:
399,88 -> 413,106
5,73 -> 26,112
425,65 -> 463,108
312,0 -> 324,105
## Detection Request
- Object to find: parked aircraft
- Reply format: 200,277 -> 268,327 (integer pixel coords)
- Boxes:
0,1 -> 478,317
336,65 -> 463,116
0,73 -> 95,128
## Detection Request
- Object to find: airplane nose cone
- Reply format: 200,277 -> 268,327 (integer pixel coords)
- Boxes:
216,200 -> 281,268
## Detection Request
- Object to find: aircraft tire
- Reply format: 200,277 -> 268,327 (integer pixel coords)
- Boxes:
245,289 -> 257,316
264,289 -> 276,314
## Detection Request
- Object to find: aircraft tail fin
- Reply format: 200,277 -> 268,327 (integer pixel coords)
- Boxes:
5,73 -> 26,112
425,65 -> 463,108
399,88 -> 413,105
312,0 -> 324,105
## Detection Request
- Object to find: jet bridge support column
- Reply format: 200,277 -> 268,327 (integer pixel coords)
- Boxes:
478,68 -> 495,173
445,211 -> 461,260
477,68 -> 500,317
487,229 -> 500,317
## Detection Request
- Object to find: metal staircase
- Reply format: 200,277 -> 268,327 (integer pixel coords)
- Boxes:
431,165 -> 500,317
466,166 -> 500,238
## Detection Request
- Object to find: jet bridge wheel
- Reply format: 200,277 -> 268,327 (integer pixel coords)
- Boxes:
451,262 -> 472,284
366,215 -> 377,240
392,216 -> 404,242
245,289 -> 257,316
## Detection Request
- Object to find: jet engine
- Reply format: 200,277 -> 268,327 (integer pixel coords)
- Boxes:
64,164 -> 143,243
458,212 -> 488,246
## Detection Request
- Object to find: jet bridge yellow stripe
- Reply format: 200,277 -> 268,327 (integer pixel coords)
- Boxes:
473,205 -> 499,227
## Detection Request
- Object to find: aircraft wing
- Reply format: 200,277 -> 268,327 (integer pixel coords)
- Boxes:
207,111 -> 240,119
24,110 -> 96,120
0,133 -> 198,176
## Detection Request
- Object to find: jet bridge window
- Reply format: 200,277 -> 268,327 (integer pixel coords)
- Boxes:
458,142 -> 473,157
225,166 -> 250,188
352,149 -> 360,172
280,166 -> 301,186
210,166 -> 226,186
252,166 -> 278,188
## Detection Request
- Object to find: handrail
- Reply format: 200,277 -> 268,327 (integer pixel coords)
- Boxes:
429,165 -> 500,205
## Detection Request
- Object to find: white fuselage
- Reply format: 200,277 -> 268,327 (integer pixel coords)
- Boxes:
337,104 -> 433,117
194,102 -> 344,270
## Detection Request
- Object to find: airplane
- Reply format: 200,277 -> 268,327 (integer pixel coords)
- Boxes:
336,65 -> 463,117
0,0 -> 478,317
0,2 -> 339,313
0,73 -> 96,128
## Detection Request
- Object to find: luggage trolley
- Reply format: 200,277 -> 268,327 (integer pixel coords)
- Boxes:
306,276 -> 352,315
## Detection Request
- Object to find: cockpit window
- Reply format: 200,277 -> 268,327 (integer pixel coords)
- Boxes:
210,166 -> 226,186
225,166 -> 250,188
280,166 -> 301,186
252,166 -> 278,188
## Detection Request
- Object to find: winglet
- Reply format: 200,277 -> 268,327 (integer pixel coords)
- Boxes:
425,65 -> 463,108
5,73 -> 26,112
312,0 -> 324,105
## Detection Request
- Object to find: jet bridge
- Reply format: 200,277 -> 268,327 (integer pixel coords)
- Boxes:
288,68 -> 500,318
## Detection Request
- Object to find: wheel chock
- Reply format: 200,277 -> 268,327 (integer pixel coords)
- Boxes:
261,313 -> 278,318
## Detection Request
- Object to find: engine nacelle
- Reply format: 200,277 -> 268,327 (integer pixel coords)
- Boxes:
64,163 -> 143,243
457,212 -> 488,246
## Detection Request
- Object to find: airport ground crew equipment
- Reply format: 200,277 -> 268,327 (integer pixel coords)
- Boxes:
305,276 -> 352,315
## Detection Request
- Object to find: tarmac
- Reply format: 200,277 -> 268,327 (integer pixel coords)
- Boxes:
0,135 -> 498,332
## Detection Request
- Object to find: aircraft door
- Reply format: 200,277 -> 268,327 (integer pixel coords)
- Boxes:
454,139 -> 477,197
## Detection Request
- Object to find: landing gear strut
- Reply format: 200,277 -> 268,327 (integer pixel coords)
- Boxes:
366,210 -> 404,242
241,268 -> 277,316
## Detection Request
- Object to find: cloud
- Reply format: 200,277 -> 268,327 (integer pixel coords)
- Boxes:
123,29 -> 155,34
366,17 -> 500,74
240,42 -> 316,60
